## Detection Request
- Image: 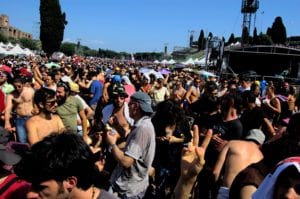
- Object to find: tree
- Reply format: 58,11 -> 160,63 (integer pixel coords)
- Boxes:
0,32 -> 8,43
266,27 -> 272,37
197,30 -> 205,51
19,38 -> 38,50
270,16 -> 287,44
227,33 -> 235,45
40,0 -> 67,55
242,27 -> 250,45
252,27 -> 259,45
258,33 -> 273,45
60,42 -> 76,56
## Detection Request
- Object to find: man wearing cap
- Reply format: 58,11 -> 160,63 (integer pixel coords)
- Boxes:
102,84 -> 134,138
213,129 -> 265,199
0,66 -> 14,95
106,91 -> 156,198
0,143 -> 30,198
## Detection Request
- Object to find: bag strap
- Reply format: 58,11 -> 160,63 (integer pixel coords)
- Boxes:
0,176 -> 19,195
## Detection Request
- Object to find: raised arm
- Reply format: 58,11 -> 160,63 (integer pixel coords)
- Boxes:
172,126 -> 212,199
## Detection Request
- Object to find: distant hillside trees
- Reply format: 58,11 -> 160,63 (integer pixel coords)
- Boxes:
40,0 -> 67,55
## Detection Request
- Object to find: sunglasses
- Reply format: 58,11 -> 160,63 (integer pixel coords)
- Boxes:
45,100 -> 57,107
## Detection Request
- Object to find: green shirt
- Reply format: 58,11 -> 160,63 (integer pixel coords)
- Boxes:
57,96 -> 83,133
1,82 -> 14,95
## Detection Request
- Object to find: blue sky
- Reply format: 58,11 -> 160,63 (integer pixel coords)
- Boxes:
1,0 -> 299,53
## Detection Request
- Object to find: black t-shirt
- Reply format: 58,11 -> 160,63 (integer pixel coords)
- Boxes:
240,107 -> 265,137
221,118 -> 243,140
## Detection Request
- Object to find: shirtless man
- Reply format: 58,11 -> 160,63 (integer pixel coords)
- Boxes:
213,129 -> 265,198
26,88 -> 64,146
102,84 -> 133,146
185,77 -> 201,108
4,78 -> 34,143
170,79 -> 186,107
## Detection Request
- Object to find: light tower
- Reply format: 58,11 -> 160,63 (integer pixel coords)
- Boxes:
241,0 -> 259,35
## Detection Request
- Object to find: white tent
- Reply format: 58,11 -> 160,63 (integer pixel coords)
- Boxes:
153,60 -> 160,64
23,48 -> 35,56
194,57 -> 206,66
167,59 -> 176,64
6,42 -> 14,49
6,44 -> 26,55
161,59 -> 168,64
182,58 -> 195,65
0,42 -> 6,48
0,46 -> 7,55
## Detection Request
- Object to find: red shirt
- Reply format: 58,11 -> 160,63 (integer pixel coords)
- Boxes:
0,174 -> 30,199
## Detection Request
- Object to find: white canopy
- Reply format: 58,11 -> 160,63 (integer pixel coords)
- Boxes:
23,48 -> 35,56
161,59 -> 168,64
194,57 -> 206,66
6,42 -> 14,49
6,44 -> 26,55
153,60 -> 160,64
167,59 -> 176,64
182,58 -> 195,65
0,46 -> 7,54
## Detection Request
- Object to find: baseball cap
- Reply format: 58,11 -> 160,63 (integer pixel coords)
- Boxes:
0,144 -> 21,165
130,92 -> 153,113
69,82 -> 80,93
245,129 -> 265,145
112,84 -> 128,98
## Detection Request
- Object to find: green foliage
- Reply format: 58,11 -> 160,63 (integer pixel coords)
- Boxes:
60,42 -> 76,56
40,0 -> 67,55
227,33 -> 235,45
19,38 -> 38,50
252,28 -> 259,45
0,32 -> 8,43
270,16 -> 287,44
134,52 -> 163,61
197,30 -> 205,51
266,27 -> 272,37
258,33 -> 273,45
242,27 -> 250,45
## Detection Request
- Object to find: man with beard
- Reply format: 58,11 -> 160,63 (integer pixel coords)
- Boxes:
55,81 -> 89,143
15,133 -> 118,199
102,84 -> 134,140
106,92 -> 155,198
4,77 -> 34,143
26,88 -> 65,146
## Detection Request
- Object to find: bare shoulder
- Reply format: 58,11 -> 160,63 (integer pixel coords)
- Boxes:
26,115 -> 39,123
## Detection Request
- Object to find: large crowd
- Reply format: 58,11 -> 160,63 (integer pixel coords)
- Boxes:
0,54 -> 300,199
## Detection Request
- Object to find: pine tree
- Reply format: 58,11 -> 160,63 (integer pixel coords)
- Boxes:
253,27 -> 258,44
242,27 -> 249,45
40,0 -> 67,55
197,30 -> 205,50
227,33 -> 235,45
270,16 -> 287,44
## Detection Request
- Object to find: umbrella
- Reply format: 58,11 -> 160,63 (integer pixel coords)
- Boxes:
198,70 -> 216,77
45,62 -> 60,68
159,68 -> 171,75
173,63 -> 185,69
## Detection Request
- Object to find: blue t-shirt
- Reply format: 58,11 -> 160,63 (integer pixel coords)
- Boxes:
89,80 -> 103,106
